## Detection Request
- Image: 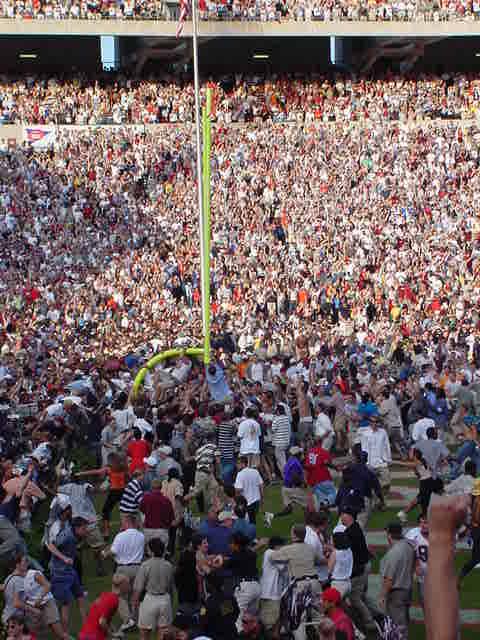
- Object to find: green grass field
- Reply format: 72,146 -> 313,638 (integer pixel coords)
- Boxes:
20,461 -> 480,639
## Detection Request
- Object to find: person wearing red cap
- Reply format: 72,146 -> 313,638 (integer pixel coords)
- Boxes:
321,588 -> 354,640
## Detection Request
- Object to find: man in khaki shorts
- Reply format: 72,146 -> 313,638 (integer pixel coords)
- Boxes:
139,479 -> 175,548
259,536 -> 288,636
103,514 -> 145,634
133,538 -> 174,640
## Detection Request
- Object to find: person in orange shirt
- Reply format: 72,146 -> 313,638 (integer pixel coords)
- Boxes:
297,288 -> 308,306
237,354 -> 250,380
76,454 -> 128,537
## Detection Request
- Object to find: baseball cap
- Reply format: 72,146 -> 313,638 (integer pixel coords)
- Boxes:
143,456 -> 158,467
157,445 -> 172,456
218,511 -> 236,522
289,446 -> 303,455
385,522 -> 403,537
322,587 -> 342,605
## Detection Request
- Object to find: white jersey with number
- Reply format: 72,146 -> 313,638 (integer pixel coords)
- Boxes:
406,527 -> 429,581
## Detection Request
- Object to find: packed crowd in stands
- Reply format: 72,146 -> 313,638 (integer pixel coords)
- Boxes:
1,71 -> 480,125
0,71 -> 479,640
1,0 -> 480,21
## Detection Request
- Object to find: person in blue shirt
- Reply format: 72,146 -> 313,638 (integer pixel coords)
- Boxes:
198,510 -> 234,556
232,502 -> 256,542
335,468 -> 365,517
426,387 -> 449,431
206,362 -> 232,402
357,394 -> 379,428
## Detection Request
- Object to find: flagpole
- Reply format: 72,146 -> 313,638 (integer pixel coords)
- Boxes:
191,0 -> 210,364
202,89 -> 212,365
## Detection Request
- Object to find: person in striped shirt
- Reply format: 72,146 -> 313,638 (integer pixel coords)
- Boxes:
184,434 -> 220,513
218,407 -> 241,485
271,405 -> 291,479
119,470 -> 145,524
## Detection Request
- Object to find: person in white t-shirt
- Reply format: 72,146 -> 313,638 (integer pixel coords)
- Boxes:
314,408 -> 334,452
405,515 -> 429,608
359,418 -> 392,496
327,531 -> 353,598
234,457 -> 264,524
237,408 -> 262,466
304,511 -> 330,583
411,417 -> 436,443
249,355 -> 264,383
103,514 -> 144,633
259,537 -> 289,635
112,405 -> 136,434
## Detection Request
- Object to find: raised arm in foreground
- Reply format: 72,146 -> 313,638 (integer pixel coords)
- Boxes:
425,495 -> 469,640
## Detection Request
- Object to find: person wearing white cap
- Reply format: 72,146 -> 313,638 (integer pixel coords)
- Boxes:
143,456 -> 158,492
45,499 -> 89,635
155,446 -> 182,483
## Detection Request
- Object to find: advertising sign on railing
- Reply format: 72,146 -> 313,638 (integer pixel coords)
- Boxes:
23,125 -> 56,149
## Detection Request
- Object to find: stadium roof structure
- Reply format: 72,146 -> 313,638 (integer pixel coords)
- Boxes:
2,33 -> 480,74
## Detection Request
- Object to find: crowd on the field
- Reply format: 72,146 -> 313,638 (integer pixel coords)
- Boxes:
1,0 -> 480,21
1,71 -> 480,125
0,311 -> 476,640
0,71 -> 479,639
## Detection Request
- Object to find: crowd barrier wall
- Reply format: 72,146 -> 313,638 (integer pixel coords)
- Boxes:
1,18 -> 480,36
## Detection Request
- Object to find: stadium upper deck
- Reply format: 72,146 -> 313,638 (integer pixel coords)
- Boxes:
0,0 -> 480,23
2,0 -> 480,36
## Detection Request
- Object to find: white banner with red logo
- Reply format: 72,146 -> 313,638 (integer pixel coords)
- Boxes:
23,125 -> 56,150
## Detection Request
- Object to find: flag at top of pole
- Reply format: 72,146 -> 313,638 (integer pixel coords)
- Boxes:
176,0 -> 190,37
176,0 -> 206,37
